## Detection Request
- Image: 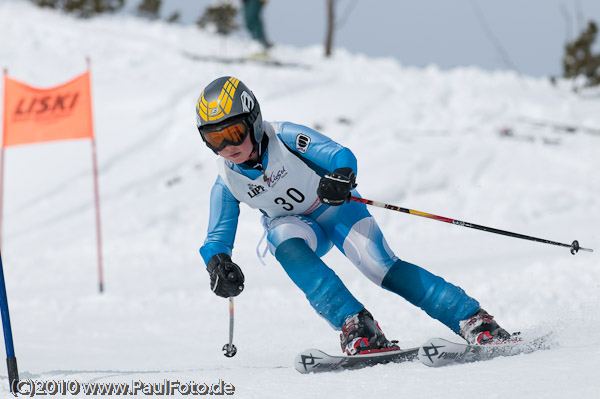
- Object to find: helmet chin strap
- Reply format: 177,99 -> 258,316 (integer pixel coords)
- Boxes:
244,150 -> 256,162
245,131 -> 268,162
244,142 -> 260,162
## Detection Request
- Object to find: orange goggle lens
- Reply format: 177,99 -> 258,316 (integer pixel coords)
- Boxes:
202,122 -> 248,151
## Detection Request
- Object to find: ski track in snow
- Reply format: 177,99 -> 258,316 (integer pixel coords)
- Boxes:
0,1 -> 599,398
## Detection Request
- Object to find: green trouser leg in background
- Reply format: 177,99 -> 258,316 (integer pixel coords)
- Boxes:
243,0 -> 269,47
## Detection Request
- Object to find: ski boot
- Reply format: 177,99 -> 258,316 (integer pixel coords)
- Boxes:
459,309 -> 515,345
340,309 -> 399,355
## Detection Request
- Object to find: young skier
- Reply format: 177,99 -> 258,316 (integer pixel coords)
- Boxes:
196,76 -> 513,355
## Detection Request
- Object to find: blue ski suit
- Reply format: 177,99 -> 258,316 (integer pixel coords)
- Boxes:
200,121 -> 480,332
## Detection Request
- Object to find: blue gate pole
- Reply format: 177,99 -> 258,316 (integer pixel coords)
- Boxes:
0,252 -> 18,392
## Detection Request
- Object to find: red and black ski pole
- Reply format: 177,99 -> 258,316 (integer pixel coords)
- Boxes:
350,196 -> 593,255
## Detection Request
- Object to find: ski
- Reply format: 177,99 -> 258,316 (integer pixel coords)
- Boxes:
294,347 -> 419,374
517,118 -> 600,136
181,51 -> 311,69
418,334 -> 554,367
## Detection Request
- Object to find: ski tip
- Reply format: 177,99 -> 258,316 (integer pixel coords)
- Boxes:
294,349 -> 329,374
418,338 -> 465,367
418,333 -> 556,367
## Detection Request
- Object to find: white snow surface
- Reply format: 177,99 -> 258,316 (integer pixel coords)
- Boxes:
0,1 -> 599,398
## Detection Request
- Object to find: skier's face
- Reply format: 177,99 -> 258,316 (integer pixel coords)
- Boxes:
218,133 -> 255,164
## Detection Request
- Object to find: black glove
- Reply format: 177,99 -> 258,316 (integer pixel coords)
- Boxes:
317,167 -> 357,206
206,253 -> 245,298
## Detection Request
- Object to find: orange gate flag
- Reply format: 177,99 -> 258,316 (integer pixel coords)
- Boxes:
2,71 -> 94,147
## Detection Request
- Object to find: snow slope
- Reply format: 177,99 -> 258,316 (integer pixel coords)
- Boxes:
0,1 -> 599,397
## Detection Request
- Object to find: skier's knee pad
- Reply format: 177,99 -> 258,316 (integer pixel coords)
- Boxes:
342,216 -> 398,285
267,215 -> 332,257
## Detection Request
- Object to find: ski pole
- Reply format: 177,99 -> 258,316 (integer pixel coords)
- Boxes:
222,296 -> 237,357
350,196 -> 593,255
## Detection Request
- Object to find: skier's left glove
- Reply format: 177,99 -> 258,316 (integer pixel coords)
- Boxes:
317,167 -> 357,206
206,253 -> 245,298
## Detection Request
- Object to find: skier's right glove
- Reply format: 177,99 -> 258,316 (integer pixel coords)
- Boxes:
206,253 -> 245,298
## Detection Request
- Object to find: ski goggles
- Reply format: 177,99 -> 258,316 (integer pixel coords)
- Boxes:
199,118 -> 251,152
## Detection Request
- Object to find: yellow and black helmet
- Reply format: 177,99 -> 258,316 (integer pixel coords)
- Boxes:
196,76 -> 263,152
